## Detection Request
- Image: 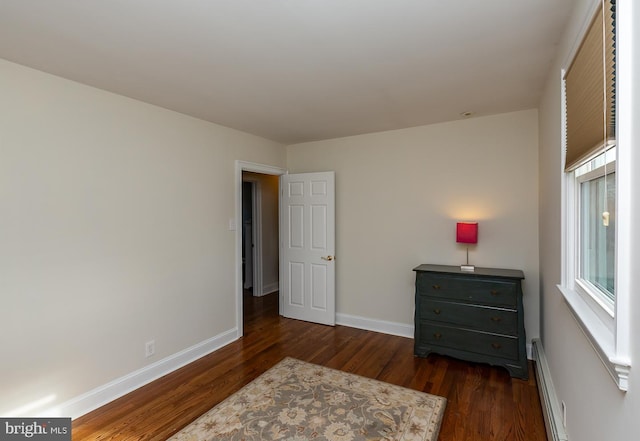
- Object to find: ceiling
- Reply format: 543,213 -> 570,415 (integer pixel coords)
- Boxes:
0,1 -> 575,144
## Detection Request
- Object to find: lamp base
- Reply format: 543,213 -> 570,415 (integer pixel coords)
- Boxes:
460,264 -> 475,272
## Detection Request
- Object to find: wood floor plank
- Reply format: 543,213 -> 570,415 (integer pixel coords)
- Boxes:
73,292 -> 547,440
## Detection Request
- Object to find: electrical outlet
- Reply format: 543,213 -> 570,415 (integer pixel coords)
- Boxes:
145,340 -> 155,358
561,401 -> 567,428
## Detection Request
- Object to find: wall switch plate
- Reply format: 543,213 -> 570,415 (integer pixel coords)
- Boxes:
228,218 -> 236,231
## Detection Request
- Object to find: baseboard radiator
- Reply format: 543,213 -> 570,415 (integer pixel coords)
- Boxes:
532,339 -> 568,441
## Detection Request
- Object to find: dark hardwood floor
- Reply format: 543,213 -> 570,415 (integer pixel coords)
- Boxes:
73,291 -> 547,440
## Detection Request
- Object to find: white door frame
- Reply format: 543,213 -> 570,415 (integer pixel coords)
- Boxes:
234,160 -> 286,338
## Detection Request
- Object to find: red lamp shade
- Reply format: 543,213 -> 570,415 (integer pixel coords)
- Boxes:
456,222 -> 478,244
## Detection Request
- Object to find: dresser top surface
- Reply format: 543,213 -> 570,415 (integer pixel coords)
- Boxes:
413,264 -> 524,280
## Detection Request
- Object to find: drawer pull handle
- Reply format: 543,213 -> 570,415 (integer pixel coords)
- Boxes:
432,284 -> 441,290
490,317 -> 502,323
433,309 -> 441,315
491,343 -> 502,350
433,332 -> 442,340
490,290 -> 500,296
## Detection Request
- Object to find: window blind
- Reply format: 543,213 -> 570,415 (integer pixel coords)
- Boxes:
564,0 -> 616,171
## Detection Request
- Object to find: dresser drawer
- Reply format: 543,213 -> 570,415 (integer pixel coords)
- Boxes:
420,299 -> 518,335
419,323 -> 519,361
417,273 -> 517,308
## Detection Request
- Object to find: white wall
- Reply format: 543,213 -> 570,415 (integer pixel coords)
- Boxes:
538,0 -> 640,439
287,109 -> 540,341
0,59 -> 285,416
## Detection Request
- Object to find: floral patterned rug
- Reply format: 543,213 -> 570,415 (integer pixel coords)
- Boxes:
169,357 -> 446,441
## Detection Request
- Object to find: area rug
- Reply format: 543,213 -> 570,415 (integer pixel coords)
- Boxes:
169,357 -> 446,441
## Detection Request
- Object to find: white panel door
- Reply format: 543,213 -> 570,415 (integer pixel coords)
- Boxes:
280,172 -> 335,325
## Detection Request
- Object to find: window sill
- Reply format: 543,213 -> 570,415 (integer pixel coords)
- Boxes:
557,284 -> 630,391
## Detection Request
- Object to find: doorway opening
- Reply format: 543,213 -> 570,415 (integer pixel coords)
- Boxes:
241,180 -> 255,295
235,161 -> 286,338
242,175 -> 280,334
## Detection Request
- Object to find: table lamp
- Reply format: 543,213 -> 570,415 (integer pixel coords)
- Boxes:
456,222 -> 478,272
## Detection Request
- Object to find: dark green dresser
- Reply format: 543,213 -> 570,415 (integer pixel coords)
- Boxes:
413,264 -> 528,379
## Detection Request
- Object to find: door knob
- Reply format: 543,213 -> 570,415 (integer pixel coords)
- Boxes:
321,255 -> 335,261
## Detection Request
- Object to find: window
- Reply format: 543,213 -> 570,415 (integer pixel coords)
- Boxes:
575,147 -> 616,312
559,0 -> 631,391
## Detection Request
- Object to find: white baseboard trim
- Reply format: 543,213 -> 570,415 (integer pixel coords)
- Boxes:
532,338 -> 568,441
52,318 -> 533,420
54,328 -> 238,420
336,313 -> 413,338
262,282 -> 279,296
